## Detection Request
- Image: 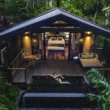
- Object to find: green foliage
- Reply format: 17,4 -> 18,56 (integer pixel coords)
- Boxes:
98,36 -> 105,48
0,0 -> 109,27
87,68 -> 110,110
0,72 -> 20,110
0,103 -> 8,110
60,0 -> 84,17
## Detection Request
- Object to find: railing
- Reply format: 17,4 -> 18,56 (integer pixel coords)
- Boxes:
96,48 -> 103,61
97,68 -> 110,71
7,49 -> 28,87
7,67 -> 27,84
9,49 -> 23,78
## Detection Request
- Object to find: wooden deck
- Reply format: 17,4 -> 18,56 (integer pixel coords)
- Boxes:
13,60 -> 88,83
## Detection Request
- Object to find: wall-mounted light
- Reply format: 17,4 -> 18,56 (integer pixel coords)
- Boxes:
33,39 -> 36,42
85,31 -> 93,36
85,31 -> 92,34
25,36 -> 28,39
86,36 -> 91,39
79,38 -> 84,44
87,31 -> 91,34
24,32 -> 30,35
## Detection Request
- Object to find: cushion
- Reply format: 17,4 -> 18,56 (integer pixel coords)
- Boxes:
51,37 -> 56,40
81,53 -> 95,59
57,37 -> 62,40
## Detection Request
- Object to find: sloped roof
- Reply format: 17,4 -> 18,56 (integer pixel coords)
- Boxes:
0,8 -> 110,38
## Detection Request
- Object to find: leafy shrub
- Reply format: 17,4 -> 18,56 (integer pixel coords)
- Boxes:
87,68 -> 110,110
0,72 -> 20,110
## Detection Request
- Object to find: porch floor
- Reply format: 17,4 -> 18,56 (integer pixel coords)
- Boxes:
13,60 -> 88,83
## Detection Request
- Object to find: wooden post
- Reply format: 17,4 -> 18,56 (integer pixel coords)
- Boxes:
6,69 -> 13,83
6,39 -> 9,66
56,0 -> 60,7
68,32 -> 71,60
43,32 -> 46,60
79,32 -> 84,53
94,34 -> 99,46
24,69 -> 27,90
31,32 -> 33,54
6,39 -> 13,83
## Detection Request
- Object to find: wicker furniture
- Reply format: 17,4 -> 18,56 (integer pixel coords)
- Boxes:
79,53 -> 103,68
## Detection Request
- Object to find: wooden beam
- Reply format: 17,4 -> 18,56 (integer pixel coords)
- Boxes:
6,39 -> 9,66
7,67 -> 26,70
68,32 -> 71,60
43,24 -> 78,27
43,32 -> 46,60
31,32 -> 33,54
34,28 -> 83,33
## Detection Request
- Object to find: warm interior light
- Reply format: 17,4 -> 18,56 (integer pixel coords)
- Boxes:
65,32 -> 69,35
25,32 -> 30,34
66,35 -> 69,38
80,39 -> 83,42
86,36 -> 90,39
79,38 -> 84,44
83,35 -> 92,53
87,32 -> 91,34
85,31 -> 92,35
25,36 -> 28,39
33,39 -> 36,42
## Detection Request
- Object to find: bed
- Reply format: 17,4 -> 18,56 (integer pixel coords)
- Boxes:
47,46 -> 64,52
79,53 -> 103,68
48,37 -> 65,46
47,37 -> 65,52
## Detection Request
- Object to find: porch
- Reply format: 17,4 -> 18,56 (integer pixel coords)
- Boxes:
12,60 -> 87,84
0,7 -> 110,86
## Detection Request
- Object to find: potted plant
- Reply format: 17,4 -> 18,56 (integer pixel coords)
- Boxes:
87,68 -> 110,110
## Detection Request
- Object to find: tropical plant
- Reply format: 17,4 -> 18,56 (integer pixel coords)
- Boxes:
0,71 -> 20,110
0,0 -> 109,27
87,68 -> 110,110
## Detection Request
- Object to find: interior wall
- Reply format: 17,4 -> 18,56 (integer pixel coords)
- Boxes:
39,33 -> 43,50
71,33 -> 75,49
83,36 -> 93,53
23,35 -> 32,55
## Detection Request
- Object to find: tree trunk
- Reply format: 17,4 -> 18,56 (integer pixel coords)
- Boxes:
56,0 -> 60,7
93,10 -> 98,23
93,1 -> 99,23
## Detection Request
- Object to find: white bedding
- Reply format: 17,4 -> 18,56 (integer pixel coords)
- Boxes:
48,39 -> 65,45
47,46 -> 64,50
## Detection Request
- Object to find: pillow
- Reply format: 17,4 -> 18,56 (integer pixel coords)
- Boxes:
81,53 -> 95,59
57,37 -> 62,40
51,37 -> 56,40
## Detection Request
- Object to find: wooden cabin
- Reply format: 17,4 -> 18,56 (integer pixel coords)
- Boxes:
0,8 -> 110,83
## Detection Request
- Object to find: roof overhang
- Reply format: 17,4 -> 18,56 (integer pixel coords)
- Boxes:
0,8 -> 110,39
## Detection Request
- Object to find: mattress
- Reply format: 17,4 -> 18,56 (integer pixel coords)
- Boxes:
47,46 -> 64,51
